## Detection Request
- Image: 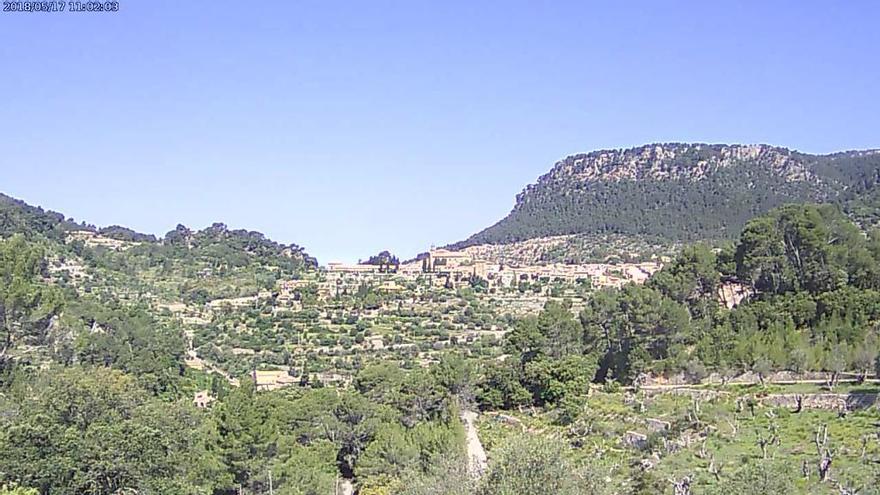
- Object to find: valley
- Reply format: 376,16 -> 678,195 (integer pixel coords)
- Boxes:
4,144 -> 880,495
4,0 -> 878,491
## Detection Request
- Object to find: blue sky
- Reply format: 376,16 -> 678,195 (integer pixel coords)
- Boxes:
2,1 -> 878,262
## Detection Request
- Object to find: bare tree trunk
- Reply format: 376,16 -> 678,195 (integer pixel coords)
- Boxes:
708,457 -> 722,482
726,417 -> 739,439
815,424 -> 833,483
818,456 -> 832,483
757,434 -> 770,460
697,439 -> 708,460
815,424 -> 828,455
671,476 -> 691,495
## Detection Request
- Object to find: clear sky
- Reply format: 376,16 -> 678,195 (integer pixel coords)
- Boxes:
2,1 -> 878,263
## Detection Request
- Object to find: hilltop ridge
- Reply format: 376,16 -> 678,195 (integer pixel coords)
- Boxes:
0,192 -> 317,268
453,143 -> 880,249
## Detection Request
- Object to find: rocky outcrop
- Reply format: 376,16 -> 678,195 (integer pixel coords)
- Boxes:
534,144 -> 813,185
645,418 -> 671,433
717,281 -> 752,309
623,431 -> 648,450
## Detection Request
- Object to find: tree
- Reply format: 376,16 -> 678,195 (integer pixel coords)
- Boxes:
356,424 -> 419,480
825,344 -> 848,390
399,454 -> 475,495
214,380 -> 279,490
354,362 -> 406,403
0,236 -> 63,362
649,244 -> 720,315
0,367 -> 226,495
535,300 -> 583,359
271,440 -> 338,495
431,354 -> 475,405
752,357 -> 773,386
852,335 -> 878,382
736,216 -> 795,295
478,434 -> 606,495
328,392 -> 390,479
364,251 -> 400,273
581,285 -> 691,383
706,462 -> 794,495
522,355 -> 596,406
394,369 -> 449,427
685,358 -> 708,384
477,361 -> 532,411
735,204 -> 872,297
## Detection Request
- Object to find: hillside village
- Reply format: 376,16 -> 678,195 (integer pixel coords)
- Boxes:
146,242 -> 664,392
330,247 -> 661,290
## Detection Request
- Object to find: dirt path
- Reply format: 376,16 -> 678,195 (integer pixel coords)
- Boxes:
461,410 -> 488,478
186,350 -> 240,386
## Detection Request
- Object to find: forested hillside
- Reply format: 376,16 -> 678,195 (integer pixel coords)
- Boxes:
0,193 -> 316,269
454,144 -> 880,248
3,192 -> 880,494
481,203 -> 880,401
474,203 -> 880,493
0,195 -> 320,395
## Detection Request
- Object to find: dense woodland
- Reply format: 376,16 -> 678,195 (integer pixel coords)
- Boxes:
479,204 -> 880,413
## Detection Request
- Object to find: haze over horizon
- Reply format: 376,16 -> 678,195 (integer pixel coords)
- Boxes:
3,1 -> 879,262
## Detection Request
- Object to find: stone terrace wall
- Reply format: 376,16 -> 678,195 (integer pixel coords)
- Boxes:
640,371 -> 868,387
762,393 -> 879,411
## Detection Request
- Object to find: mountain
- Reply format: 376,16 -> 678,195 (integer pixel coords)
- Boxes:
453,143 -> 880,249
